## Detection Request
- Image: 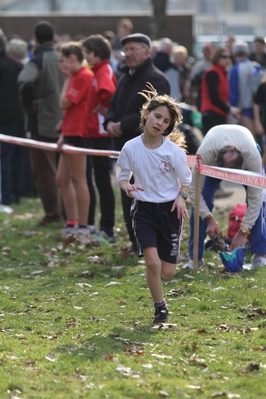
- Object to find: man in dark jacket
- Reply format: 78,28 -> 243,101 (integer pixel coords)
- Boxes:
18,21 -> 64,225
153,37 -> 180,100
104,33 -> 170,251
0,35 -> 25,206
249,35 -> 266,68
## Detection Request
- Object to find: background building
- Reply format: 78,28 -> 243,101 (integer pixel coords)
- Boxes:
0,0 -> 265,57
0,0 -> 265,38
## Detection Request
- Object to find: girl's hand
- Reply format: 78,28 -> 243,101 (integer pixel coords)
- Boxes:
57,135 -> 64,151
171,196 -> 189,220
122,183 -> 144,198
56,119 -> 63,133
91,104 -> 107,116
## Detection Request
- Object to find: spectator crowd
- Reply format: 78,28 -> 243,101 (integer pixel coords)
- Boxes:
0,18 -> 266,268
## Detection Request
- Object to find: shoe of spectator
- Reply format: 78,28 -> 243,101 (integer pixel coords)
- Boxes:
74,227 -> 92,237
87,225 -> 98,234
182,258 -> 204,269
61,225 -> 79,237
38,214 -> 63,226
95,230 -> 117,244
251,254 -> 266,269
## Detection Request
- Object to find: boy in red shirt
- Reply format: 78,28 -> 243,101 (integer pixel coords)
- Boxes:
83,35 -> 117,242
56,42 -> 94,236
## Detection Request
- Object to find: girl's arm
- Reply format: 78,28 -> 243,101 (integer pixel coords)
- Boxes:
60,78 -> 73,109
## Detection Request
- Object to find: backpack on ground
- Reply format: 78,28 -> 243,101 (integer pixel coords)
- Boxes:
226,203 -> 247,239
219,247 -> 246,272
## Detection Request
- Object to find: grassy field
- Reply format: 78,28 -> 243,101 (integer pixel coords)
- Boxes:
0,189 -> 266,399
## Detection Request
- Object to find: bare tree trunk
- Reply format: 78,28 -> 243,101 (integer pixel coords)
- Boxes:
150,0 -> 168,39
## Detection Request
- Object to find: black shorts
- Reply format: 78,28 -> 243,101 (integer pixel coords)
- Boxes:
130,200 -> 183,264
63,135 -> 86,148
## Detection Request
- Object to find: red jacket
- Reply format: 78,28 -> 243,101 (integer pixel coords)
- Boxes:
85,60 -> 116,138
201,63 -> 229,117
62,66 -> 94,137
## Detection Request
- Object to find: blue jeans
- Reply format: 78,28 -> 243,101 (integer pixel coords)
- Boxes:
189,176 -> 266,260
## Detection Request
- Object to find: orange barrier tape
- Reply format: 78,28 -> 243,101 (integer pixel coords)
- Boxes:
1,134 -> 265,189
201,165 -> 266,189
186,155 -> 196,167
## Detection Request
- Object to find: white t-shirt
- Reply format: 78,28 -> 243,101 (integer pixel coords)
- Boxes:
116,135 -> 192,203
189,124 -> 263,229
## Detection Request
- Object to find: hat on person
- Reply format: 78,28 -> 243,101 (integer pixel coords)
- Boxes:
232,40 -> 249,56
120,33 -> 151,48
254,34 -> 266,44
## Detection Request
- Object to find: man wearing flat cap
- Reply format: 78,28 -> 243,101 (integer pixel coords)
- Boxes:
104,32 -> 170,252
249,35 -> 266,68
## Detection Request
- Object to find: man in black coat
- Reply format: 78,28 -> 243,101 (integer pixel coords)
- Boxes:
104,33 -> 170,251
249,35 -> 266,68
0,35 -> 25,206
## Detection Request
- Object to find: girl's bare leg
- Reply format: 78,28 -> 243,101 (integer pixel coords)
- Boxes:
143,247 -> 176,301
56,154 -> 77,221
67,153 -> 90,226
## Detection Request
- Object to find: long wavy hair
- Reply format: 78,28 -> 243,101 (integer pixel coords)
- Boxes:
138,83 -> 186,150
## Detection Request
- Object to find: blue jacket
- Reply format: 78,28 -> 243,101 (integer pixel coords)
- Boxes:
229,58 -> 254,117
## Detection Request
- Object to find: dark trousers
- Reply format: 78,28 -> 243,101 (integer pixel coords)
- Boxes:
121,177 -> 137,251
30,133 -> 62,217
89,137 -> 115,236
0,122 -> 25,205
202,111 -> 227,135
86,155 -> 96,226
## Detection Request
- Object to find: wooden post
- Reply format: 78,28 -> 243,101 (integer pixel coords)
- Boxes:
193,154 -> 201,272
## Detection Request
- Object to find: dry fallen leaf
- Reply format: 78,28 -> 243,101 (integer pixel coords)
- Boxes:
116,366 -> 140,378
142,363 -> 153,368
151,354 -> 172,359
102,354 -> 115,361
104,281 -> 121,287
75,283 -> 92,288
211,392 -> 227,398
45,353 -> 56,362
158,390 -> 169,397
78,270 -> 96,278
245,363 -> 260,372
153,323 -> 178,330
24,359 -> 36,366
186,385 -> 202,390
252,346 -> 266,351
197,328 -> 208,334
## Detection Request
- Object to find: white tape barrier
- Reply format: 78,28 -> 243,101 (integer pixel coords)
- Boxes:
1,133 -> 266,190
0,134 -> 120,158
